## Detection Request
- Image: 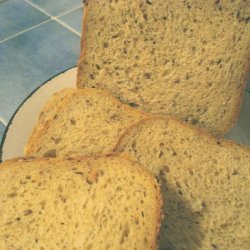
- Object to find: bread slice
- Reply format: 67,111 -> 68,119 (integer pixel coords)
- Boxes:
114,116 -> 250,249
0,154 -> 162,250
25,88 -> 147,158
77,0 -> 250,136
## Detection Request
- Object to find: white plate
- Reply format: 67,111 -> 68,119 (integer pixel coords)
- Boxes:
1,67 -> 249,161
1,67 -> 76,162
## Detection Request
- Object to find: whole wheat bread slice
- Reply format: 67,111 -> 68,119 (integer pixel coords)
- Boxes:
25,88 -> 147,158
114,116 -> 250,249
77,0 -> 250,136
0,154 -> 162,250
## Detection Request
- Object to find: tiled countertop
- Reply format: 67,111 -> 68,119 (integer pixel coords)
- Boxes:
0,0 -> 83,143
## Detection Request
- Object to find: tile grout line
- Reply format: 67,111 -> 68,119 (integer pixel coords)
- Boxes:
0,2 -> 82,128
54,4 -> 83,36
25,0 -> 82,36
26,0 -> 82,19
0,0 -> 53,43
0,19 -> 51,44
0,118 -> 7,127
55,19 -> 81,37
56,4 -> 83,19
25,0 -> 53,18
0,0 -> 54,126
0,0 -> 82,42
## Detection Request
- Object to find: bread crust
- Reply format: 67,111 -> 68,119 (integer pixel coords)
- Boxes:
113,115 -> 250,153
1,153 -> 163,250
76,0 -> 250,136
113,116 -> 250,249
222,52 -> 250,136
77,0 -> 90,87
24,88 -> 148,156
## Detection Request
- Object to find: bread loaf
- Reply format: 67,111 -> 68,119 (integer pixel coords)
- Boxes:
0,155 -> 162,250
114,116 -> 250,249
77,0 -> 250,135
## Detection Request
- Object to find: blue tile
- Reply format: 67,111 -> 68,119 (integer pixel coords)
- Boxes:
0,0 -> 49,41
0,121 -> 5,145
59,7 -> 83,33
29,0 -> 82,16
0,20 -> 80,123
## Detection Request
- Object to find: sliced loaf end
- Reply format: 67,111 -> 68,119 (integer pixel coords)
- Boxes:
77,0 -> 250,136
0,154 -> 163,249
24,88 -> 148,158
114,116 -> 250,249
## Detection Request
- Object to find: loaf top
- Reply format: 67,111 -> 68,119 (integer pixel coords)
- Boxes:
115,115 -> 250,175
25,88 -> 147,158
114,116 -> 250,249
0,154 -> 162,250
77,0 -> 250,135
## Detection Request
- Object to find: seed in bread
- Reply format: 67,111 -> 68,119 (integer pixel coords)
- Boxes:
77,0 -> 250,135
25,88 -> 148,158
114,116 -> 250,249
0,155 -> 162,250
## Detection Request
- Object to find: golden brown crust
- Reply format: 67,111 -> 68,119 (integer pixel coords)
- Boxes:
77,1 -> 90,87
221,51 -> 250,136
153,181 -> 164,250
113,115 -> 250,249
76,1 -> 250,136
24,88 -> 75,155
24,88 -> 148,156
113,115 -> 250,153
0,153 -> 163,250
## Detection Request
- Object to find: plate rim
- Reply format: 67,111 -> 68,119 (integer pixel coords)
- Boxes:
0,66 -> 76,163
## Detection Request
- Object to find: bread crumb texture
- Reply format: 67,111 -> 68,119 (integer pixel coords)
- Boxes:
0,155 -> 162,250
78,0 -> 250,135
115,116 -> 250,250
25,88 -> 147,158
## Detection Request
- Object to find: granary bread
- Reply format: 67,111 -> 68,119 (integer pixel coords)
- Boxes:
25,88 -> 147,158
0,154 -> 162,250
114,116 -> 250,249
77,0 -> 250,136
